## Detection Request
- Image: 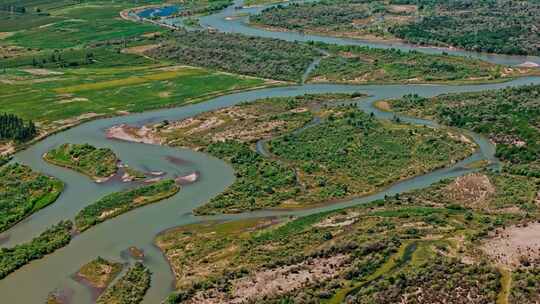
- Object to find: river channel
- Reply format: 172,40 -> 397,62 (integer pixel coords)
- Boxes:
1,1 -> 540,303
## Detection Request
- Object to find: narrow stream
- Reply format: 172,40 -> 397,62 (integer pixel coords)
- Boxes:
1,2 -> 539,303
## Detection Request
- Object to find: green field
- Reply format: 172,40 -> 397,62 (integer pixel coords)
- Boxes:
0,63 -> 267,132
1,1 -> 162,48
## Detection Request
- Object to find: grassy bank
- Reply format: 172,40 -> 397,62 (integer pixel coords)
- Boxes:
307,43 -> 539,84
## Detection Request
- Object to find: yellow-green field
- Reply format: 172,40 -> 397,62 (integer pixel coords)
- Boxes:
0,64 -> 269,131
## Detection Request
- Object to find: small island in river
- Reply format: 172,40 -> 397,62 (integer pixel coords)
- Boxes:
43,143 -> 119,183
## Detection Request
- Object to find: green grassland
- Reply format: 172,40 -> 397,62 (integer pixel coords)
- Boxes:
158,172 -> 532,303
387,85 -> 540,177
0,61 -> 268,132
96,262 -> 150,304
0,162 -> 63,233
44,143 -> 119,181
74,179 -> 180,232
149,94 -> 475,214
308,43 -> 539,84
1,1 -> 163,48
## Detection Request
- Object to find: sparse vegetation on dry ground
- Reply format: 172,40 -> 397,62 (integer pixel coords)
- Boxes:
0,162 -> 63,233
158,170 -> 538,303
44,143 -> 118,181
96,262 -> 151,304
75,179 -> 180,232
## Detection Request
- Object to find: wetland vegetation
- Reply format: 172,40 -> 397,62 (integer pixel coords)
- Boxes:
308,42 -> 539,84
44,143 -> 119,181
96,262 -> 151,304
387,84 -> 540,177
140,94 -> 475,214
0,220 -> 72,279
0,163 -> 63,233
74,179 -> 180,232
0,0 -> 539,303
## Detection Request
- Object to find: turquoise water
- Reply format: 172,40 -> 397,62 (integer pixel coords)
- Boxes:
136,5 -> 181,19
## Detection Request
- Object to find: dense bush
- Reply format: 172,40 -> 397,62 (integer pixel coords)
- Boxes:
147,29 -> 321,82
75,179 -> 179,231
194,140 -> 298,214
391,85 -> 540,175
0,221 -> 72,279
44,143 -> 118,179
0,163 -> 63,233
511,267 -> 540,304
349,258 -> 500,303
97,262 -> 151,304
391,0 -> 540,55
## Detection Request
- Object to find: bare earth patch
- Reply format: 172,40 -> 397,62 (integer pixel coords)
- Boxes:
188,254 -> 350,303
314,211 -> 360,228
482,222 -> 540,268
23,68 -> 64,76
0,142 -> 15,156
122,44 -> 160,56
106,124 -> 163,144
211,120 -> 285,142
444,173 -> 495,207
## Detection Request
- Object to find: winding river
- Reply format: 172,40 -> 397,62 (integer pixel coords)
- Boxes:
1,1 -> 540,303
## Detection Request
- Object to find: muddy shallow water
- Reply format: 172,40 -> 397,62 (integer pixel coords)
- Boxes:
1,1 -> 540,303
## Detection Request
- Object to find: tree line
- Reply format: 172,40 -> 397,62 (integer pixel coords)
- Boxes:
0,113 -> 37,142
